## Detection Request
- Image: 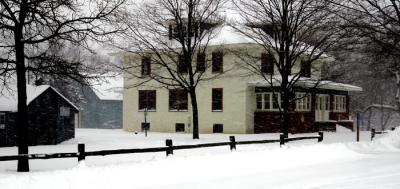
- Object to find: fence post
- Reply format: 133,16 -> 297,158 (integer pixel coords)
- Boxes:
280,134 -> 285,147
229,136 -> 236,151
371,129 -> 375,141
318,132 -> 324,142
166,139 -> 173,156
78,143 -> 85,162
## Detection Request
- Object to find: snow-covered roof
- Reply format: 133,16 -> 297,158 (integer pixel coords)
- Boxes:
248,76 -> 363,92
89,74 -> 123,101
0,84 -> 79,112
207,25 -> 254,46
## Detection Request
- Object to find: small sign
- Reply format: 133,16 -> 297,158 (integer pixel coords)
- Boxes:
60,107 -> 70,117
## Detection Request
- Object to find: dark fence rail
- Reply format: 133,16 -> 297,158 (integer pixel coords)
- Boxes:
371,128 -> 395,141
0,132 -> 324,164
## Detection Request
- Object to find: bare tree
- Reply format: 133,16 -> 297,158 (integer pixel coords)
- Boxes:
119,0 -> 227,139
0,0 -> 125,172
331,0 -> 400,110
231,0 -> 345,136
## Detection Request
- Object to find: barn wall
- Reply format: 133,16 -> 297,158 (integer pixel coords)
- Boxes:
0,112 -> 17,147
0,88 -> 77,147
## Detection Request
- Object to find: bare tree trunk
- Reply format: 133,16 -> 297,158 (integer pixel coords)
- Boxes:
15,25 -> 29,172
189,89 -> 199,139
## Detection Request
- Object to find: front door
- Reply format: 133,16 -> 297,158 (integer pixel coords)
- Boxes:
315,94 -> 330,122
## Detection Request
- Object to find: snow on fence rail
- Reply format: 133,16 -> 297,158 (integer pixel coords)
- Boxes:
0,132 -> 323,163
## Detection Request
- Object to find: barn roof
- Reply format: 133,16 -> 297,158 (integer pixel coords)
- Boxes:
89,73 -> 123,101
0,84 -> 79,112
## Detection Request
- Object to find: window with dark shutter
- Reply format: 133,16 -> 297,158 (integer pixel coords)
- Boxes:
169,89 -> 188,111
212,51 -> 223,73
212,88 -> 223,111
141,56 -> 151,76
177,55 -> 188,74
196,53 -> 206,72
261,53 -> 274,75
300,60 -> 311,77
138,90 -> 156,111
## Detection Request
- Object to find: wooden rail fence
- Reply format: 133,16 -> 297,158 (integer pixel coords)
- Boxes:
371,128 -> 395,141
0,132 -> 323,163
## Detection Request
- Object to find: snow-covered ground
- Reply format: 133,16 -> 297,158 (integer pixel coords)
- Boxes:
0,127 -> 399,189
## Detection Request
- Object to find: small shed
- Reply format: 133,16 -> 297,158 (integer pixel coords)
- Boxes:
0,84 -> 79,147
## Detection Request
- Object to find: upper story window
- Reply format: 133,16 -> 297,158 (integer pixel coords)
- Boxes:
141,56 -> 151,76
177,55 -> 188,74
0,113 -> 5,129
196,53 -> 206,72
256,92 -> 281,111
295,93 -> 311,111
212,51 -> 223,73
139,90 -> 156,111
300,60 -> 311,77
212,88 -> 223,112
261,53 -> 274,75
334,95 -> 346,112
169,89 -> 188,111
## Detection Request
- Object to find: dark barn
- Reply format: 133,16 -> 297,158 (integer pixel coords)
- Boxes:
0,85 -> 79,147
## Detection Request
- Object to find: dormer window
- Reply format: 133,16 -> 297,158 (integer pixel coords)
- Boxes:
247,23 -> 278,38
261,53 -> 274,75
167,20 -> 219,40
300,60 -> 311,77
141,56 -> 151,76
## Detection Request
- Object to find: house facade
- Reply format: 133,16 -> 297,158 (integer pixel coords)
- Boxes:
123,27 -> 362,134
0,85 -> 79,147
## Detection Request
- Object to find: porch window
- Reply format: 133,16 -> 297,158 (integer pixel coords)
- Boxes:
141,56 -> 151,76
212,88 -> 223,111
316,95 -> 330,111
256,92 -> 281,111
0,113 -> 5,129
169,89 -> 188,111
212,51 -> 223,73
334,95 -> 346,112
139,90 -> 156,111
295,93 -> 311,111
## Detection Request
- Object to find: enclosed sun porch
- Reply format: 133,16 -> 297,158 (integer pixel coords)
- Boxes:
248,77 -> 363,133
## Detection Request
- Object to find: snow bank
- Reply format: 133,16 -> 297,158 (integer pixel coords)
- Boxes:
371,128 -> 400,150
2,129 -> 400,188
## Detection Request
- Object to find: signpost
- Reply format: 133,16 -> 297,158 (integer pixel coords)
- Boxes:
356,112 -> 363,142
143,108 -> 149,137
